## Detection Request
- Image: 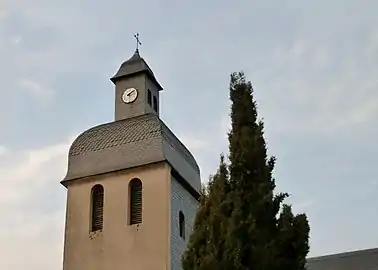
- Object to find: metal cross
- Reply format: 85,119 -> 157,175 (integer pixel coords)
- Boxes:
134,33 -> 142,52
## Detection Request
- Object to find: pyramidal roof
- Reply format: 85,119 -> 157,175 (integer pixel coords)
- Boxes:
110,50 -> 163,90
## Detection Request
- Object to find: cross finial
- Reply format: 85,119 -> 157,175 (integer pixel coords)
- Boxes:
134,33 -> 142,53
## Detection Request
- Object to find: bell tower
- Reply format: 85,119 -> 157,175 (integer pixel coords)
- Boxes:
110,49 -> 163,121
61,36 -> 201,270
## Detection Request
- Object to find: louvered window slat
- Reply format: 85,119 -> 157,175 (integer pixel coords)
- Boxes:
129,179 -> 142,225
91,185 -> 104,232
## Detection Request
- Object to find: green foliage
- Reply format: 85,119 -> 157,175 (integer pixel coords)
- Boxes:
182,71 -> 310,270
182,155 -> 232,270
276,205 -> 310,269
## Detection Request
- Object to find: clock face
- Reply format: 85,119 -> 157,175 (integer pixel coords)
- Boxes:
122,88 -> 138,104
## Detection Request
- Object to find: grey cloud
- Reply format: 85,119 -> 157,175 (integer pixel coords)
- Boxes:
0,137 -> 71,270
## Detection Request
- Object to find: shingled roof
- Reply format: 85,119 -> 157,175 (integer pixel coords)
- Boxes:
110,50 -> 163,90
306,247 -> 378,270
62,113 -> 201,194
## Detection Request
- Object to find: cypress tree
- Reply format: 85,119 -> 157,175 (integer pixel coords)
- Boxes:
226,71 -> 309,269
205,154 -> 233,270
182,155 -> 231,270
225,71 -> 286,270
276,205 -> 310,269
181,185 -> 210,270
182,71 -> 310,270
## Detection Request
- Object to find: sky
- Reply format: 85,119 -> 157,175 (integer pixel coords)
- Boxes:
1,0 -> 378,269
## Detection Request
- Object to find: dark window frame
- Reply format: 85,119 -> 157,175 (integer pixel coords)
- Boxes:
129,178 -> 143,225
91,184 -> 104,232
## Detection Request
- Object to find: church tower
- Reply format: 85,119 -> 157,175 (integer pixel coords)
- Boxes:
61,41 -> 201,270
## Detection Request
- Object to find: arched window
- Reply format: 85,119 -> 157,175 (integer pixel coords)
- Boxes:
129,178 -> 142,225
91,184 -> 104,232
179,211 -> 185,239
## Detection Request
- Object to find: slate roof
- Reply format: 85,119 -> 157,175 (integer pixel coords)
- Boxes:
62,113 -> 201,193
68,114 -> 161,156
306,247 -> 378,270
110,50 -> 163,90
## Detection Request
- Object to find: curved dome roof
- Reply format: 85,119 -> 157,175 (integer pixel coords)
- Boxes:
62,114 -> 200,193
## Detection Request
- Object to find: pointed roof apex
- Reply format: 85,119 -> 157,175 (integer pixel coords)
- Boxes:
110,50 -> 163,90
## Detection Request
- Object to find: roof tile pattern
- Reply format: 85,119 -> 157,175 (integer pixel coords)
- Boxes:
307,248 -> 378,270
110,51 -> 162,90
69,115 -> 161,156
63,114 -> 200,192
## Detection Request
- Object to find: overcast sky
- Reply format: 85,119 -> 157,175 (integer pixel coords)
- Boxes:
1,0 -> 378,269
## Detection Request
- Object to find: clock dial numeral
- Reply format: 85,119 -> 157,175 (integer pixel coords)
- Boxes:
122,88 -> 138,103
